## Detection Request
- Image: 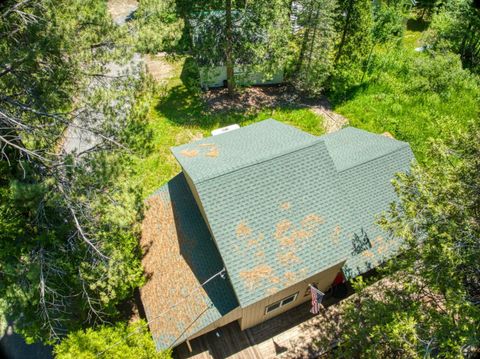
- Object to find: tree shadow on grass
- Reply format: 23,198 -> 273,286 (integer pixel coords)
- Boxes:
155,57 -> 255,129
406,17 -> 430,33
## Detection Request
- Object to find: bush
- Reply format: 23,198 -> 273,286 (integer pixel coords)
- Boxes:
132,0 -> 184,54
333,49 -> 480,162
54,320 -> 171,359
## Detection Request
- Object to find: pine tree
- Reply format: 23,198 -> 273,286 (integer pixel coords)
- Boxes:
0,0 -> 145,343
332,0 -> 374,96
293,0 -> 339,94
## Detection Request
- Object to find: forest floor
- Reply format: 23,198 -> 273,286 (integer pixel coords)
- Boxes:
107,0 -> 138,25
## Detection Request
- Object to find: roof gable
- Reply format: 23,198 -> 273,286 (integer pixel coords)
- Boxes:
169,119 -> 415,307
322,127 -> 409,172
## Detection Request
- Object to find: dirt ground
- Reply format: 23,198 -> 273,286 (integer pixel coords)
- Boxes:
203,86 -> 349,133
107,0 -> 138,24
145,53 -> 177,85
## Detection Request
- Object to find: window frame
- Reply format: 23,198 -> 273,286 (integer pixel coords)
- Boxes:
264,292 -> 299,315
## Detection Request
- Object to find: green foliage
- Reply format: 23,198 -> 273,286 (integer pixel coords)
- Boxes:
54,320 -> 171,359
293,0 -> 338,94
126,56 -> 325,195
0,152 -> 146,344
329,124 -> 480,358
0,0 -> 146,344
334,50 -> 480,162
132,0 -> 184,54
179,0 -> 292,90
331,0 -> 374,95
427,0 -> 480,74
372,2 -> 406,45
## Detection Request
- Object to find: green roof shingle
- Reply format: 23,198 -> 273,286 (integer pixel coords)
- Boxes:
140,174 -> 239,350
172,119 -> 317,183
323,127 -> 414,277
194,140 -> 352,307
322,127 -> 409,171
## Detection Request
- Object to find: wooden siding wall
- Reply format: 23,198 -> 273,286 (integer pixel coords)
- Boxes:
184,171 -> 215,236
239,261 -> 345,330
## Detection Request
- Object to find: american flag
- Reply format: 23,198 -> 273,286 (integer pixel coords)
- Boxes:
309,285 -> 324,314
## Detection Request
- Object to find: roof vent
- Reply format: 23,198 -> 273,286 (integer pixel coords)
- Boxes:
211,124 -> 240,136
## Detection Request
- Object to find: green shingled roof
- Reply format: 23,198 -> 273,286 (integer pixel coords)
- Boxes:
322,127 -> 410,171
171,119 -> 318,183
171,119 -> 414,307
142,174 -> 239,350
194,140 -> 352,307
322,127 -> 414,277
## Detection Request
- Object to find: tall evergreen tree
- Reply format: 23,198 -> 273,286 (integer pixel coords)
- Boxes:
0,0 -> 145,343
293,0 -> 338,94
322,123 -> 480,357
332,0 -> 374,95
178,0 -> 291,95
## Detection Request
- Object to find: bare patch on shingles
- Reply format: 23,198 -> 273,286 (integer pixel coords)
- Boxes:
236,221 -> 252,237
362,250 -> 374,258
180,149 -> 198,158
275,219 -> 292,239
277,251 -> 301,265
373,236 -> 384,247
297,267 -> 308,277
198,143 -> 215,147
249,233 -> 265,246
248,238 -> 258,247
240,264 -> 273,290
255,250 -> 264,257
266,287 -> 279,296
270,276 -> 281,284
206,147 -> 219,157
275,215 -> 323,250
377,245 -> 386,255
284,271 -> 297,284
301,214 -> 325,230
280,202 -> 291,210
291,229 -> 311,240
331,225 -> 341,245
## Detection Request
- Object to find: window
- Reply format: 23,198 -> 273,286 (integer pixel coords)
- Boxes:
265,292 -> 298,314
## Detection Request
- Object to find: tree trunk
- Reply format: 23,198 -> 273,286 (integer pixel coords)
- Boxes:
306,1 -> 321,73
360,42 -> 376,83
334,0 -> 354,65
225,0 -> 235,96
295,0 -> 314,73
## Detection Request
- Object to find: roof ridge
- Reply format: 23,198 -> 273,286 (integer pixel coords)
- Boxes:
336,143 -> 411,173
194,138 -> 324,184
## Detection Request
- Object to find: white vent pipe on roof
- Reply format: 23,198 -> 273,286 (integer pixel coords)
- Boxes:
211,124 -> 240,136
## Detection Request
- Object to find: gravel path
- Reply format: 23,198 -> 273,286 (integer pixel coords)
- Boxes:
308,104 -> 349,134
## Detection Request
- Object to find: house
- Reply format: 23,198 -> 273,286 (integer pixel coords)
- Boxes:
189,11 -> 284,89
139,119 -> 414,351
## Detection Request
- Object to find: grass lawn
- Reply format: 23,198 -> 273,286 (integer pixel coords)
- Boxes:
333,17 -> 480,162
130,57 -> 325,197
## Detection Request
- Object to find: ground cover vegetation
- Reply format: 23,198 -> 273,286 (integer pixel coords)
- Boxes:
1,0 -> 479,357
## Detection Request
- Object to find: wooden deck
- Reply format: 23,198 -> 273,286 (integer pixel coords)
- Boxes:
174,287 -> 353,359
